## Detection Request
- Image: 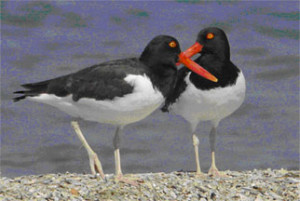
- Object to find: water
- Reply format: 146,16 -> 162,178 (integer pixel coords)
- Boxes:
1,1 -> 299,178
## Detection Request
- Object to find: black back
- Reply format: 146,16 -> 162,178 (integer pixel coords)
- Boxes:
162,27 -> 240,111
14,35 -> 181,102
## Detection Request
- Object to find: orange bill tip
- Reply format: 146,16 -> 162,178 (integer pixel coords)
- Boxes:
178,53 -> 218,83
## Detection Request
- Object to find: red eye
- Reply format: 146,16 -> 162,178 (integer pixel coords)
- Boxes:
169,41 -> 177,48
206,33 -> 214,40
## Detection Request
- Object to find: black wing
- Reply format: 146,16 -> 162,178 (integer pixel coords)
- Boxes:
14,58 -> 144,102
161,67 -> 190,112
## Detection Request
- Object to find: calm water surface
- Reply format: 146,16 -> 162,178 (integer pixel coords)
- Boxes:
1,1 -> 299,177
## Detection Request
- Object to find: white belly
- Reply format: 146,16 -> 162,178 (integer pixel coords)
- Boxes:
171,72 -> 246,126
28,74 -> 164,125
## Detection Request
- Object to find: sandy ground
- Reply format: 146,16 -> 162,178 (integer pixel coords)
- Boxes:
1,169 -> 299,201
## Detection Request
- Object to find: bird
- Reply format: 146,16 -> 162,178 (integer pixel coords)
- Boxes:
14,35 -> 218,180
162,27 -> 246,177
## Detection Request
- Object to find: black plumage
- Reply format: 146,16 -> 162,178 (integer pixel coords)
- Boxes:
161,67 -> 189,112
189,27 -> 240,90
14,35 -> 180,103
161,27 -> 246,177
162,27 -> 240,110
13,35 -> 201,178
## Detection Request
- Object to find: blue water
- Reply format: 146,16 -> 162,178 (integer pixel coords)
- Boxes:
1,1 -> 299,178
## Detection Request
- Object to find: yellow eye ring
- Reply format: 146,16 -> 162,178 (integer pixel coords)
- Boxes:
169,41 -> 177,48
206,33 -> 214,40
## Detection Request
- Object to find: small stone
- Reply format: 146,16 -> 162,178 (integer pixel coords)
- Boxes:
286,178 -> 299,183
163,186 -> 169,194
170,190 -> 177,199
210,192 -> 217,200
70,188 -> 79,196
267,191 -> 283,200
143,190 -> 151,198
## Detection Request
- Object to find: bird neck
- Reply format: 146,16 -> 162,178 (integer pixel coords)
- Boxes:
190,56 -> 240,90
146,64 -> 177,98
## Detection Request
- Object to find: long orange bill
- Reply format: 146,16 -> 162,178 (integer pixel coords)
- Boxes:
178,44 -> 218,83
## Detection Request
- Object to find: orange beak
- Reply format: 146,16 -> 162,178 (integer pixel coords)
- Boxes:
178,42 -> 218,82
182,41 -> 203,58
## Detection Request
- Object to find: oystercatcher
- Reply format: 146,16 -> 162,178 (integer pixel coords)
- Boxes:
162,28 -> 246,176
14,35 -> 217,179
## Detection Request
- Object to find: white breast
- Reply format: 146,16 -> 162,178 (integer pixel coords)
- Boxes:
171,72 -> 246,127
28,74 -> 164,126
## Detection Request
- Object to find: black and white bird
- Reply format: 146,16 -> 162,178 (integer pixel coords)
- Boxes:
14,35 -> 217,179
162,28 -> 246,176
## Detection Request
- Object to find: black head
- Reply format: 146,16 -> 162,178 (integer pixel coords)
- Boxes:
196,27 -> 230,61
185,27 -> 240,90
140,35 -> 181,69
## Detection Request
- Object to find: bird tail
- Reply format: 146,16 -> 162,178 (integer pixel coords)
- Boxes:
13,80 -> 50,102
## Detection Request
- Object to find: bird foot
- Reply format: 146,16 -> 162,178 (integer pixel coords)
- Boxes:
195,171 -> 206,179
115,174 -> 139,186
208,166 -> 227,177
89,152 -> 105,179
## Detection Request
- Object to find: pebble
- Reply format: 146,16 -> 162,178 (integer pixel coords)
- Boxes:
0,169 -> 299,200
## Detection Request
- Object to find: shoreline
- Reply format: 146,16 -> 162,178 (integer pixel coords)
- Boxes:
1,169 -> 299,200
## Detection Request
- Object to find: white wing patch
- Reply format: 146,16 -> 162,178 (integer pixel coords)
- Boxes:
28,74 -> 163,125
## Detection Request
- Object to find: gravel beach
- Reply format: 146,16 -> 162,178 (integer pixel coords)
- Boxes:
0,169 -> 299,201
